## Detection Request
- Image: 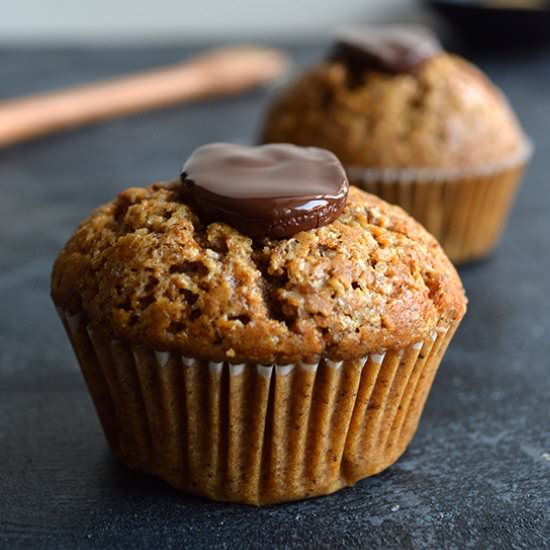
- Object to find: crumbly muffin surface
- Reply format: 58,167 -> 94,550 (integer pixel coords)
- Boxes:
262,54 -> 525,169
52,183 -> 466,364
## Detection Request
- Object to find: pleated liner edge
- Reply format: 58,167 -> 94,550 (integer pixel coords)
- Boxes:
59,309 -> 459,505
349,153 -> 530,264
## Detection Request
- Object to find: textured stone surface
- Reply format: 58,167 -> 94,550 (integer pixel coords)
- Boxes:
0,44 -> 549,549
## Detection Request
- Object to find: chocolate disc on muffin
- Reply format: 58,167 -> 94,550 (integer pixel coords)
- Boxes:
52,143 -> 466,505
261,24 -> 532,263
329,24 -> 441,74
181,143 -> 348,238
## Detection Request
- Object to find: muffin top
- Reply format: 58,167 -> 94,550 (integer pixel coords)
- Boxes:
52,145 -> 466,365
261,27 -> 526,170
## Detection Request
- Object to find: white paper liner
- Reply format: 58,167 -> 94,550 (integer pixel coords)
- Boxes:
59,310 -> 458,505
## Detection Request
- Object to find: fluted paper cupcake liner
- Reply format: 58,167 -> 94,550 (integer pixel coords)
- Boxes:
348,140 -> 532,264
59,309 -> 459,505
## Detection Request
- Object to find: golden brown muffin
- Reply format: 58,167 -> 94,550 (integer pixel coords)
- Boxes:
52,184 -> 465,363
52,148 -> 466,505
262,54 -> 525,169
261,33 -> 531,264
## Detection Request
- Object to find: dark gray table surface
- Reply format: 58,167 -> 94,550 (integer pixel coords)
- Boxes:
1,43 -> 549,550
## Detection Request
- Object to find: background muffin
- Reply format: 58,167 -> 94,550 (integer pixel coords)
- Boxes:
52,144 -> 466,505
261,25 -> 531,263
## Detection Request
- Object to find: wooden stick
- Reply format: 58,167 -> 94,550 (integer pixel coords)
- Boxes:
0,46 -> 288,148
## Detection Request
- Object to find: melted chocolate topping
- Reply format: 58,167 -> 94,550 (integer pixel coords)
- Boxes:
330,24 -> 441,74
181,143 -> 348,239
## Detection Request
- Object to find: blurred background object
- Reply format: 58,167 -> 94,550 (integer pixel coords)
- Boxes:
2,0 -> 549,50
0,0 -> 415,43
428,0 -> 550,47
0,47 -> 287,147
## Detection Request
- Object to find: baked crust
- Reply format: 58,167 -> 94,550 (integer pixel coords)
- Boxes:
262,54 -> 525,169
52,183 -> 466,364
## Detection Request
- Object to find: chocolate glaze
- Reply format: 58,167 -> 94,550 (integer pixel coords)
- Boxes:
330,25 -> 441,74
181,143 -> 348,239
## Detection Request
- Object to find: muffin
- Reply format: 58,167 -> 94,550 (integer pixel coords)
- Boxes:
52,143 -> 466,505
261,25 -> 532,263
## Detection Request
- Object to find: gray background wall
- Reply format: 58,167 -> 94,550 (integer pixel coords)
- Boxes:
0,0 -> 413,42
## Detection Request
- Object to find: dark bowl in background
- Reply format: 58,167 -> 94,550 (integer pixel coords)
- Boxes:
427,0 -> 550,47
